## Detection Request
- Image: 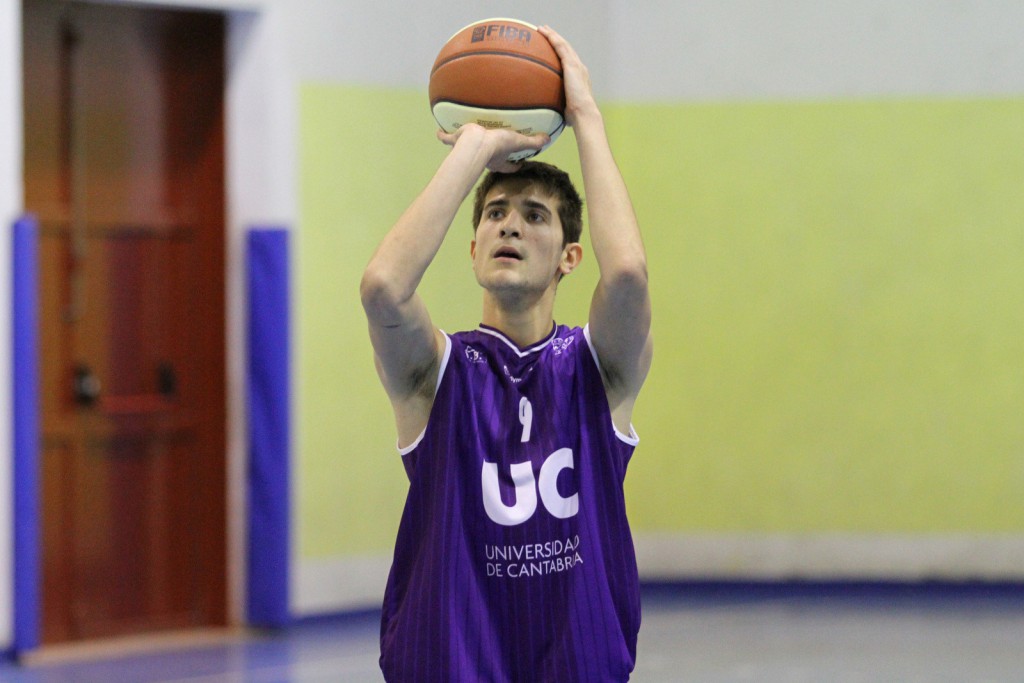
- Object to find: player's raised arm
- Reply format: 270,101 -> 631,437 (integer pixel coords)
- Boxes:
539,26 -> 653,429
360,125 -> 548,434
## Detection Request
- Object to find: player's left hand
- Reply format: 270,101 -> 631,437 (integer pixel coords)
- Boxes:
538,25 -> 599,128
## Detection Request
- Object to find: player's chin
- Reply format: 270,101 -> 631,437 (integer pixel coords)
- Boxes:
478,270 -> 528,293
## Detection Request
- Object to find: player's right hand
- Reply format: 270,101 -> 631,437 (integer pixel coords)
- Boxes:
437,124 -> 549,173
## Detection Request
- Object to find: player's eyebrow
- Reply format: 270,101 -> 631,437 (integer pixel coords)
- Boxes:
522,199 -> 553,215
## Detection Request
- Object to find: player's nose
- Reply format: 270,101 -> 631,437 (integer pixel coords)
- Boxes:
499,216 -> 522,238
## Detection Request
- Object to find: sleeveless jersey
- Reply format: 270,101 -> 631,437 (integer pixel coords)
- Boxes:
379,323 -> 641,682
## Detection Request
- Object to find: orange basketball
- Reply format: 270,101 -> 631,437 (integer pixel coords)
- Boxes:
429,18 -> 565,161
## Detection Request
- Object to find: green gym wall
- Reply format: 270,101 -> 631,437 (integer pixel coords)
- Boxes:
298,86 -> 1024,561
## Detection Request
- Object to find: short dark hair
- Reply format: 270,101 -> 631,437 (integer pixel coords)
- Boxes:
472,161 -> 583,245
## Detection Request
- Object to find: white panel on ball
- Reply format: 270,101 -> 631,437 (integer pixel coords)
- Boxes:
431,103 -> 564,160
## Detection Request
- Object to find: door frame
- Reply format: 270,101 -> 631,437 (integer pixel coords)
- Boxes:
5,0 -> 297,653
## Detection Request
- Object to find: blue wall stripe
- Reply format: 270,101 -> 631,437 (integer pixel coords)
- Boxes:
246,228 -> 292,627
12,215 -> 41,653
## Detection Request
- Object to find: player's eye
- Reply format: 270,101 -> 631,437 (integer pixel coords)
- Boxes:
488,209 -> 505,220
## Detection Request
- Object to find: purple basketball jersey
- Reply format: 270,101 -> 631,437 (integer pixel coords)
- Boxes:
380,323 -> 641,682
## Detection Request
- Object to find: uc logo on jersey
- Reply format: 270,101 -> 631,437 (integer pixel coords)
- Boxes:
481,448 -> 579,526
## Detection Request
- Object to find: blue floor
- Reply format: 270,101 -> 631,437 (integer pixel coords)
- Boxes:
3,584 -> 1024,682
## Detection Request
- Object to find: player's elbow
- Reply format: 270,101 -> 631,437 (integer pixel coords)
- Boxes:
603,258 -> 648,296
360,265 -> 407,321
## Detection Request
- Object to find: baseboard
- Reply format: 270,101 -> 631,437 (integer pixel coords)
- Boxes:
639,578 -> 1024,601
15,628 -> 248,667
633,532 -> 1024,581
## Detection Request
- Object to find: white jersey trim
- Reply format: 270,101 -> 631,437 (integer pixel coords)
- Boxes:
584,324 -> 640,447
397,332 -> 452,456
477,323 -> 556,358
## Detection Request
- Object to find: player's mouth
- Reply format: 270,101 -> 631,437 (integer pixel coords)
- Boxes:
493,246 -> 523,261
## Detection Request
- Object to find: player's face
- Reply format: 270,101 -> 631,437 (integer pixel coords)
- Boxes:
471,181 -> 576,295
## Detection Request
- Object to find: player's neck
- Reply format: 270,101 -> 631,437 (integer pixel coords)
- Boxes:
480,291 -> 556,349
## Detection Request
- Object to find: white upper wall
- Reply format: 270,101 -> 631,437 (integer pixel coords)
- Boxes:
278,0 -> 1024,99
608,0 -> 1024,100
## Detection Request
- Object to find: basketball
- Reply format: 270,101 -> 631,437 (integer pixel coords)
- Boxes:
429,18 -> 565,161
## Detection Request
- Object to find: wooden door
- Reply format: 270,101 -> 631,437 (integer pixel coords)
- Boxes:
22,0 -> 227,643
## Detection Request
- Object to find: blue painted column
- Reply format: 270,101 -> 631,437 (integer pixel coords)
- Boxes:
246,228 -> 292,627
12,215 -> 41,653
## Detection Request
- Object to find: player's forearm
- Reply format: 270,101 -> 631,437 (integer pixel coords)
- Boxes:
361,130 -> 493,321
574,110 -> 648,291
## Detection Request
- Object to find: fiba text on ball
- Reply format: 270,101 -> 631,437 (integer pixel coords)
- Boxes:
471,24 -> 532,44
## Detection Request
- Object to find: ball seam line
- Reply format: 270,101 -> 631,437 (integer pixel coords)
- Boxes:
430,50 -> 562,78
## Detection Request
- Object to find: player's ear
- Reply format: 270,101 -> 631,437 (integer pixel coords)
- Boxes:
559,242 -> 583,277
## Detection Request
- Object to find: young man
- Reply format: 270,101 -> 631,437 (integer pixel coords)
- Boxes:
361,25 -> 652,682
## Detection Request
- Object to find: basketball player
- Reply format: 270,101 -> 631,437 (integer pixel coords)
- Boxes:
361,25 -> 652,682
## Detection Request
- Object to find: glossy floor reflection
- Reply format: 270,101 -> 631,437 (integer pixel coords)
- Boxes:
3,584 -> 1023,682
